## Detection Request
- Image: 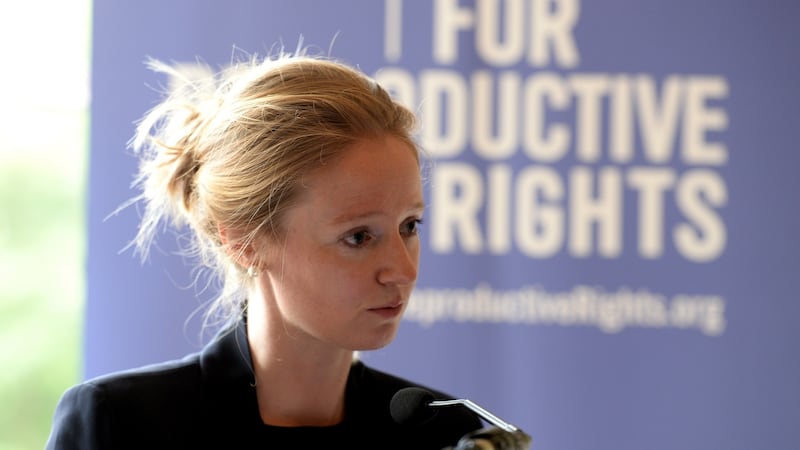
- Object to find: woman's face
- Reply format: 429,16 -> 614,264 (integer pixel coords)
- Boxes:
256,135 -> 424,351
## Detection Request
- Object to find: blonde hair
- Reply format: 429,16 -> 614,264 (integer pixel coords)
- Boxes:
128,51 -> 419,325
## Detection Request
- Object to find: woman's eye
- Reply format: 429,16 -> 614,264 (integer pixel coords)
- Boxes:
401,218 -> 423,237
343,230 -> 374,247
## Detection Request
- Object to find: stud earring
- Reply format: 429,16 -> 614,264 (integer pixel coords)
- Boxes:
246,266 -> 260,278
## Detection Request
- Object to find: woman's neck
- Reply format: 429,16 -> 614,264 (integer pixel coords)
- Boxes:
246,298 -> 354,427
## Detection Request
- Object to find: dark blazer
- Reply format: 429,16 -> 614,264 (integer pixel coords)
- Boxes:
46,320 -> 482,449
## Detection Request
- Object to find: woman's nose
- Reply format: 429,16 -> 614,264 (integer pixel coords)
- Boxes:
377,234 -> 419,286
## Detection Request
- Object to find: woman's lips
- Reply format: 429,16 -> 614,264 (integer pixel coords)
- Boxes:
369,303 -> 404,319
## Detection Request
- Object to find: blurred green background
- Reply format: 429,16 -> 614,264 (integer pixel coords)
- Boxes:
0,0 -> 90,448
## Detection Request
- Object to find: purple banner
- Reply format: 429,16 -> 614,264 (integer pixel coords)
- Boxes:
87,1 -> 800,449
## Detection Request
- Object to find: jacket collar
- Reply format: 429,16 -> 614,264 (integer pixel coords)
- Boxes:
200,318 -> 259,420
196,316 -> 372,428
199,318 -> 258,398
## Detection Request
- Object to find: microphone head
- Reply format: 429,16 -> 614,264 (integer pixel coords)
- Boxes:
390,387 -> 438,426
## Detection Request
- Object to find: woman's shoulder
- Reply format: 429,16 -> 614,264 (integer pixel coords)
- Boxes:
46,355 -> 207,450
80,353 -> 204,401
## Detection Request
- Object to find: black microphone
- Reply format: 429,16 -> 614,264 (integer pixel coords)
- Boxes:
390,386 -> 439,426
390,387 -> 532,449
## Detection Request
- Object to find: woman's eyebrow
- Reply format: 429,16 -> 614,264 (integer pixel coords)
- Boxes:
330,201 -> 426,226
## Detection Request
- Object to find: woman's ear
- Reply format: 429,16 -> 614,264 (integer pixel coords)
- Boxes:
218,224 -> 261,270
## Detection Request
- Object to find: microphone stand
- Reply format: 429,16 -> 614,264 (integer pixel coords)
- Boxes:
428,399 -> 532,449
429,399 -> 519,433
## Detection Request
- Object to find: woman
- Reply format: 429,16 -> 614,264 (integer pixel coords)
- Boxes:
45,52 -> 483,449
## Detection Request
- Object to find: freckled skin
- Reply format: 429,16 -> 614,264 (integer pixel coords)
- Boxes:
255,135 -> 425,352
